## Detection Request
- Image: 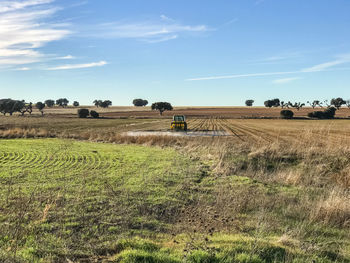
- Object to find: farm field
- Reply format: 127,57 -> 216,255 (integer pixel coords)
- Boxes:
0,113 -> 350,262
5,106 -> 350,119
2,114 -> 350,144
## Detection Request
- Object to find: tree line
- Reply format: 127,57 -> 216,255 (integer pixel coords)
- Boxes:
246,97 -> 349,119
245,98 -> 350,110
0,96 -> 175,117
0,98 -> 114,116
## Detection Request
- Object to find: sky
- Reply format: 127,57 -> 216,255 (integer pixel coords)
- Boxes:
0,0 -> 350,106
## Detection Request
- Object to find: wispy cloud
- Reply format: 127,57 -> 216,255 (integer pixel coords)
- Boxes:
47,61 -> 107,70
0,0 -> 71,68
272,77 -> 301,84
91,17 -> 209,43
187,54 -> 350,81
187,71 -> 299,81
56,55 -> 75,60
15,67 -> 31,71
302,54 -> 350,72
160,15 -> 174,22
251,51 -> 303,65
0,0 -> 54,13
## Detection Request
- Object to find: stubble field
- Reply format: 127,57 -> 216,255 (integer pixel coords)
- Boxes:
0,107 -> 349,262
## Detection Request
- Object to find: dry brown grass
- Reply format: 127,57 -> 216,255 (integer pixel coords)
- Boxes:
0,128 -> 53,139
311,189 -> 350,227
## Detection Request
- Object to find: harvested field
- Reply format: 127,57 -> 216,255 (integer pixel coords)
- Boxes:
6,106 -> 350,119
2,113 -> 350,145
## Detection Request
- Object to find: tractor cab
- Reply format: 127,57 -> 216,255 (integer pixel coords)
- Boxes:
171,115 -> 187,131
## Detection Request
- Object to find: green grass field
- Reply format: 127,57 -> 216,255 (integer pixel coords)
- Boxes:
0,138 -> 349,262
0,139 -> 201,262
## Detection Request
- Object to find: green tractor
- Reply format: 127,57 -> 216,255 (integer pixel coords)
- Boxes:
170,115 -> 187,131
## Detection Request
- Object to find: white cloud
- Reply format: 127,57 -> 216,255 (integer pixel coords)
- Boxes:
272,77 -> 301,84
93,18 -> 208,43
47,61 -> 107,70
0,0 -> 71,68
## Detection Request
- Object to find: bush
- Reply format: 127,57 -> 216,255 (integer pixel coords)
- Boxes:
323,107 -> 336,118
308,107 -> 336,119
78,108 -> 89,118
308,111 -> 324,119
280,110 -> 294,119
90,110 -> 99,118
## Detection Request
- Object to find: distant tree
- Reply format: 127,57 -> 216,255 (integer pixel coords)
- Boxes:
100,100 -> 112,108
45,99 -> 55,108
151,102 -> 173,115
19,102 -> 33,115
330,97 -> 346,110
78,108 -> 89,118
73,101 -> 80,107
264,98 -> 280,108
289,102 -> 305,111
56,98 -> 69,108
245,100 -> 254,107
93,100 -> 102,107
0,99 -> 25,116
133,99 -> 149,107
280,110 -> 294,119
307,100 -> 323,109
36,102 -> 45,116
346,100 -> 350,109
90,110 -> 99,118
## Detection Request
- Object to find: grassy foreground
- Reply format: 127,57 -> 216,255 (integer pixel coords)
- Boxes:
0,139 -> 349,262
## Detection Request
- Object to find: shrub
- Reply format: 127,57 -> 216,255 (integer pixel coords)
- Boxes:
323,107 -> 336,118
280,110 -> 294,119
308,107 -> 336,119
90,110 -> 99,118
308,111 -> 324,119
78,108 -> 89,118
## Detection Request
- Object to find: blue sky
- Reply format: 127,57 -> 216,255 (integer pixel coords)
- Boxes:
0,0 -> 350,106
